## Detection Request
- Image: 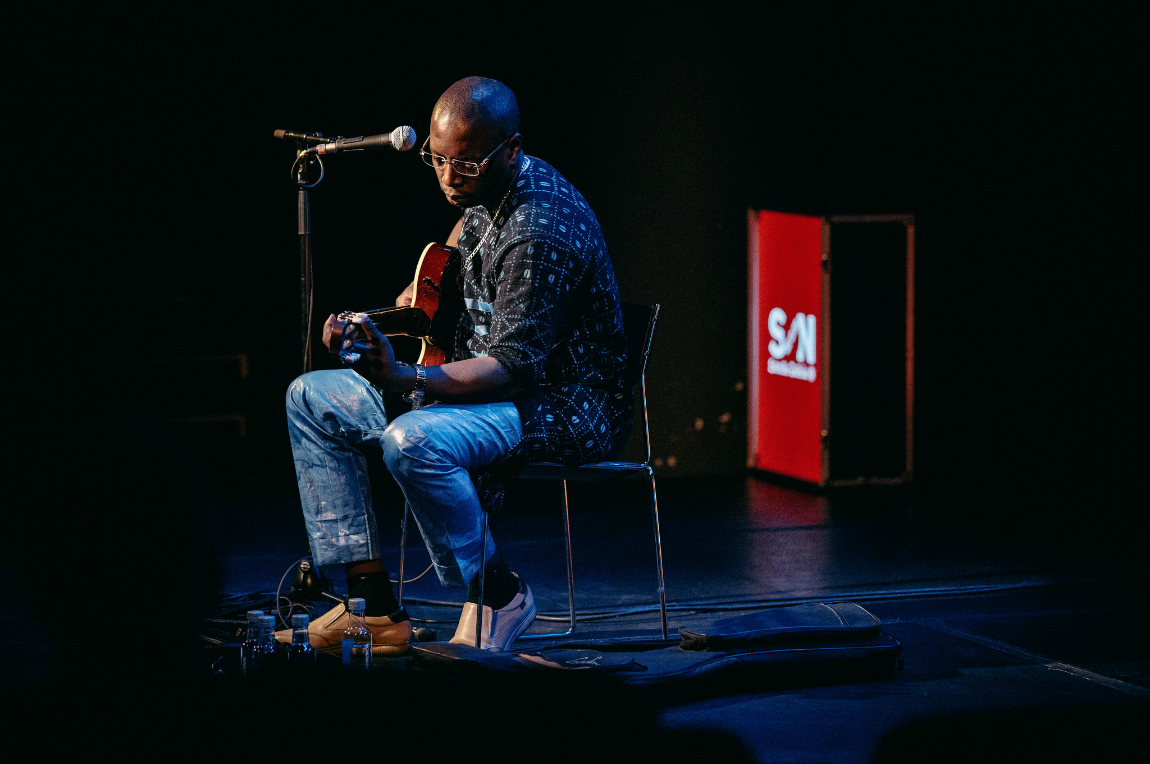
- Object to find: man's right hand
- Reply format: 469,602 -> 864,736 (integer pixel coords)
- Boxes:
397,280 -> 415,307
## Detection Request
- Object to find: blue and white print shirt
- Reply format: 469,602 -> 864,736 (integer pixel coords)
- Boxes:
454,155 -> 632,464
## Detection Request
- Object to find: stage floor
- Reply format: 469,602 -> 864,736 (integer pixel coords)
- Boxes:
4,474 -> 1147,761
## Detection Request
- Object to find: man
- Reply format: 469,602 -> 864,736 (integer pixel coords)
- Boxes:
283,77 -> 631,653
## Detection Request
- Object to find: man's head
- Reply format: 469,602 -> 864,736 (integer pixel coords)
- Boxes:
425,77 -> 522,210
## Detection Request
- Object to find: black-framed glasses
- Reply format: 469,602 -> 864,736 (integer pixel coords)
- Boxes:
420,134 -> 516,177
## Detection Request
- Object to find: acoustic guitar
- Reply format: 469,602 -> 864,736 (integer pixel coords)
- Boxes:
329,242 -> 462,367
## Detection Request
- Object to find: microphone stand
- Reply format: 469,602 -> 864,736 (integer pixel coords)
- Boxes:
279,127 -> 414,373
298,177 -> 313,374
289,140 -> 326,374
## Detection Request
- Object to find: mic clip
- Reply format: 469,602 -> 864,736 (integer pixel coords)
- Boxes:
274,129 -> 330,146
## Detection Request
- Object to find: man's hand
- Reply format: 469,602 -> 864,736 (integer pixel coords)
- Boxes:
347,314 -> 401,389
321,314 -> 337,351
396,280 -> 415,307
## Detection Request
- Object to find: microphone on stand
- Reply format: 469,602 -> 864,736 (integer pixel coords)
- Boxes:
306,126 -> 417,155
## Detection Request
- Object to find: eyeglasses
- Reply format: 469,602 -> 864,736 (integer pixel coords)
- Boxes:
420,134 -> 515,177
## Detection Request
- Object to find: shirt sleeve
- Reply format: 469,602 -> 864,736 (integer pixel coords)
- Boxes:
486,237 -> 581,387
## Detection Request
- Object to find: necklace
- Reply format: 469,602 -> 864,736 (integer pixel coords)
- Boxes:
462,158 -> 522,274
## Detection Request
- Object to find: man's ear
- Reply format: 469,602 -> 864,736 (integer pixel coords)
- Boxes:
508,132 -> 523,159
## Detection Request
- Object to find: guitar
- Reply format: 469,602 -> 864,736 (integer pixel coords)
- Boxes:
329,242 -> 462,367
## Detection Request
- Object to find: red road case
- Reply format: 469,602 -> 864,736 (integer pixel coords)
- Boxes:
748,210 -> 915,487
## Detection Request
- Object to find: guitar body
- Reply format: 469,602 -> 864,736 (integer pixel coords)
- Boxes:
329,243 -> 462,367
409,242 -> 463,366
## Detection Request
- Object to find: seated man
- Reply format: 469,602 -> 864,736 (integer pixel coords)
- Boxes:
284,76 -> 632,653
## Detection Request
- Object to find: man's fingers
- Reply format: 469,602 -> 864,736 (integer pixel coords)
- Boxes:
359,315 -> 385,343
397,281 -> 415,306
322,313 -> 337,349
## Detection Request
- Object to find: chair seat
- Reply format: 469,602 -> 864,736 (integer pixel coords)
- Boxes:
519,461 -> 652,482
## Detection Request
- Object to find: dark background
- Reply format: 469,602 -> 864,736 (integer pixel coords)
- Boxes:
5,2 -> 1144,560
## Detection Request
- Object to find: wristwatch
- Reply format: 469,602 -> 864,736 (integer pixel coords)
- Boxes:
404,364 -> 426,409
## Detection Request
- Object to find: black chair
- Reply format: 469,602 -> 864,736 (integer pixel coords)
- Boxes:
491,302 -> 668,642
396,303 -> 668,644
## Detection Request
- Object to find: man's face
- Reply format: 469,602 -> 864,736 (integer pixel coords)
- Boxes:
427,115 -> 515,210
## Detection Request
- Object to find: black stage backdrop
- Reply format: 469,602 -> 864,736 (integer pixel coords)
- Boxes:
5,3 -> 1144,559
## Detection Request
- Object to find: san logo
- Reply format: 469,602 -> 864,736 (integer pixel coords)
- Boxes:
766,307 -> 817,382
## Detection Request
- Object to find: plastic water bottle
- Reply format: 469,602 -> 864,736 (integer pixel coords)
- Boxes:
251,615 -> 284,677
342,598 -> 372,670
240,610 -> 264,679
287,613 -> 315,672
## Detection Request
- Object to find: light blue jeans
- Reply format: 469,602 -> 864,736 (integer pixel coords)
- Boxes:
286,369 -> 523,587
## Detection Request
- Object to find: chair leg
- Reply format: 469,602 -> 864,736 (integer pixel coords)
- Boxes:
519,478 -> 576,640
647,467 -> 669,640
559,479 -> 577,633
475,510 -> 489,648
397,501 -> 410,607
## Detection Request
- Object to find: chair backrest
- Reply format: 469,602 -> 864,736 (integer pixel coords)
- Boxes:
619,303 -> 659,464
620,302 -> 660,390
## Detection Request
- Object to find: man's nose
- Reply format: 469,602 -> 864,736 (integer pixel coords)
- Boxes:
439,163 -> 464,186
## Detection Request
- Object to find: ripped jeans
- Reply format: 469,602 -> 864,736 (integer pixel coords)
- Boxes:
286,369 -> 523,587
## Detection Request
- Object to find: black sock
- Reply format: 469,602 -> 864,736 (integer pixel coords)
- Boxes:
347,570 -> 399,617
466,554 -> 521,610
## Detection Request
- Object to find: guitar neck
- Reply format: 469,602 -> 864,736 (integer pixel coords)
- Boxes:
361,305 -> 432,338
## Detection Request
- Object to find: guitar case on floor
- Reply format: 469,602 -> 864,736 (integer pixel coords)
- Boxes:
412,601 -> 901,693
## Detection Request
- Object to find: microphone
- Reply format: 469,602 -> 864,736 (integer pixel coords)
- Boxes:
273,130 -> 329,144
307,126 -> 417,155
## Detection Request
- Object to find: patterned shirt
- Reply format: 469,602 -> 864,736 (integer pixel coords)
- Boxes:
453,155 -> 632,465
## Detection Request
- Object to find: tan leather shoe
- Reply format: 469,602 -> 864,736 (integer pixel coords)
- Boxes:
275,603 -> 412,655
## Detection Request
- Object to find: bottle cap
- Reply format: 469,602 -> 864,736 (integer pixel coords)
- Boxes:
246,610 -> 264,621
263,615 -> 276,630
292,614 -> 310,628
347,597 -> 366,614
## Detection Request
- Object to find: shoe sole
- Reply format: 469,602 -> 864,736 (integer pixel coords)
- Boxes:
315,641 -> 412,657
